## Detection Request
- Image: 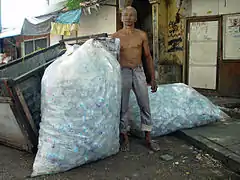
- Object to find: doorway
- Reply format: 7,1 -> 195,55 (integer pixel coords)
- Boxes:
132,0 -> 153,83
186,17 -> 220,90
132,0 -> 153,53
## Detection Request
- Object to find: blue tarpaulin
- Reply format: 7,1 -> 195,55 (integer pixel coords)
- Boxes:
56,9 -> 82,24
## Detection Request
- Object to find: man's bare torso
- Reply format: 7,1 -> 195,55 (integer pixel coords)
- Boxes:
112,29 -> 145,69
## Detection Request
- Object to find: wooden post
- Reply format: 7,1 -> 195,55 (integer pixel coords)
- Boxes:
0,0 -> 3,53
125,0 -> 133,6
0,0 -> 2,33
149,0 -> 160,81
118,0 -> 133,11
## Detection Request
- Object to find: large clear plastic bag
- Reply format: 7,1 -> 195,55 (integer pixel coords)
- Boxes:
32,38 -> 121,177
129,83 -> 228,137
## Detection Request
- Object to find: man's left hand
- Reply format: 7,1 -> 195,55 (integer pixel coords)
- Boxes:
150,80 -> 157,93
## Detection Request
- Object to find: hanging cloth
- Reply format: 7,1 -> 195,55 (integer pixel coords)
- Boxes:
51,22 -> 79,36
51,9 -> 82,36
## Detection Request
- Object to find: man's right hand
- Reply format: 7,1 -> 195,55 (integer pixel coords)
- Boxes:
150,80 -> 157,93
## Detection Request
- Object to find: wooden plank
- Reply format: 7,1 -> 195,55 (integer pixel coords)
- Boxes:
14,86 -> 38,136
0,96 -> 12,103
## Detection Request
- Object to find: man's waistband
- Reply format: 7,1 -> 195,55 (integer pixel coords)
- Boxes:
121,64 -> 143,70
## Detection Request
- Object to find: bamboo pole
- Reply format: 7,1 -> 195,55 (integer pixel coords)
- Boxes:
0,0 -> 3,53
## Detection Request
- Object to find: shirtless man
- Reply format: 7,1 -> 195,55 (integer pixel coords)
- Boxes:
112,6 -> 160,152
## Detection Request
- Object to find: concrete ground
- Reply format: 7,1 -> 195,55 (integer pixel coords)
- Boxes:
1,135 -> 239,180
1,96 -> 239,180
178,118 -> 240,175
176,95 -> 240,175
208,96 -> 240,108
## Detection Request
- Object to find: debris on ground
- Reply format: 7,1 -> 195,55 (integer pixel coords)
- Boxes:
1,136 -> 239,180
160,154 -> 174,161
219,106 -> 240,118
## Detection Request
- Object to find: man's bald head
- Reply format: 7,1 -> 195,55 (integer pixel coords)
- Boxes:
121,6 -> 137,27
122,6 -> 137,19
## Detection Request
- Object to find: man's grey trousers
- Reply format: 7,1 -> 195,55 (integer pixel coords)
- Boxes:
120,66 -> 152,134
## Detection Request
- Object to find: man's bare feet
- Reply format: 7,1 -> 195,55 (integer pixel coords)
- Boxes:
145,131 -> 160,152
120,133 -> 130,152
120,142 -> 130,152
147,140 -> 160,152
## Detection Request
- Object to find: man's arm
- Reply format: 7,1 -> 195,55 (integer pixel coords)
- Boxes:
111,32 -> 118,38
142,32 -> 155,82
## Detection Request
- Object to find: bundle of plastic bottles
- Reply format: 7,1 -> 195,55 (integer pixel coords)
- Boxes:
129,83 -> 228,137
32,38 -> 121,177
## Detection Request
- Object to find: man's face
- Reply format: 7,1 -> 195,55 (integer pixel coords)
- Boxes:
121,8 -> 137,27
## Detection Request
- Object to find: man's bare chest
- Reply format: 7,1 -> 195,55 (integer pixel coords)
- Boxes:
119,36 -> 143,50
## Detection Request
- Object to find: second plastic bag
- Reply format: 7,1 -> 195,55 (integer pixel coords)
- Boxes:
129,83 -> 228,137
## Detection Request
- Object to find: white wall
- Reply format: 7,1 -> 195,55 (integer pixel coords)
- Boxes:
191,0 -> 240,16
49,0 -> 66,5
77,5 -> 116,36
50,34 -> 62,45
218,0 -> 240,14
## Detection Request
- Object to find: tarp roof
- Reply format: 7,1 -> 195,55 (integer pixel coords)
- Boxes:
0,28 -> 22,39
21,16 -> 54,36
0,1 -> 66,39
0,0 -> 109,39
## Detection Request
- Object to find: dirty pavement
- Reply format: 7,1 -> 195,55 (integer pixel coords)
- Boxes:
179,118 -> 240,175
1,135 -> 239,180
1,95 -> 240,180
176,97 -> 240,176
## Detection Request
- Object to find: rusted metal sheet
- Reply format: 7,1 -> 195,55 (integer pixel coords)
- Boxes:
0,101 -> 29,151
0,44 -> 65,153
219,62 -> 240,97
